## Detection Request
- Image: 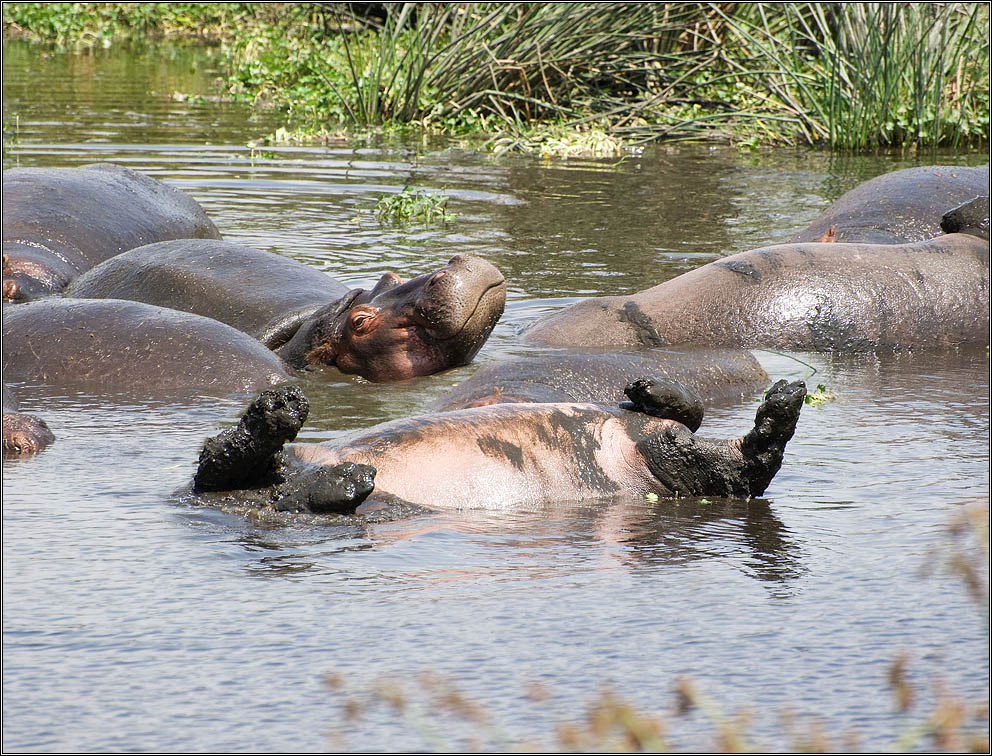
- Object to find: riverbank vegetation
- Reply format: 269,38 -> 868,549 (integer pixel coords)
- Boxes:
3,3 -> 989,154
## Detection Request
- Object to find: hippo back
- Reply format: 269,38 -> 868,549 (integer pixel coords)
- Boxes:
2,298 -> 292,397
68,239 -> 351,346
3,163 -> 221,298
791,164 -> 990,244
433,348 -> 768,411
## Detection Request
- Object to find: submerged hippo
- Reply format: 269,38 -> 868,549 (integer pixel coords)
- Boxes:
522,234 -> 989,352
3,383 -> 54,456
67,242 -> 507,382
3,163 -> 221,302
2,299 -> 292,397
792,164 -> 989,244
186,379 -> 806,514
433,348 -> 769,412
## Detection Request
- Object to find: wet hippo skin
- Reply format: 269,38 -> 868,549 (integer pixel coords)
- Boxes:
522,234 -> 990,352
68,242 -> 508,382
186,380 -> 806,514
791,164 -> 989,244
3,163 -> 221,301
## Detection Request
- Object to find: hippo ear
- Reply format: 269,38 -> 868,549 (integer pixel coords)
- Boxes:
364,272 -> 403,301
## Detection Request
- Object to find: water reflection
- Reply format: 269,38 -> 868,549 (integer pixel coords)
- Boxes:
605,497 -> 804,588
215,494 -> 805,593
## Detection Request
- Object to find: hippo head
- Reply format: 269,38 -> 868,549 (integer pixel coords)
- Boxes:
276,254 -> 506,382
3,247 -> 75,303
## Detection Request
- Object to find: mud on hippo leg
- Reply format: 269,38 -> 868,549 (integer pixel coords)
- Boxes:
271,462 -> 376,515
193,385 -> 310,492
193,385 -> 377,514
636,379 -> 806,498
621,377 -> 704,432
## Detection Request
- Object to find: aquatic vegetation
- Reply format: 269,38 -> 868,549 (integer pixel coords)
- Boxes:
489,126 -> 625,159
375,187 -> 454,226
803,384 -> 836,407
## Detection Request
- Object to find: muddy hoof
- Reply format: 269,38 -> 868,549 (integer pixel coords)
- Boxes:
747,380 -> 806,446
622,377 -> 704,432
194,385 -> 309,492
738,379 -> 806,497
273,462 -> 376,514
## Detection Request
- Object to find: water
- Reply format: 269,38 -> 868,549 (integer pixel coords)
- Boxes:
3,39 -> 989,752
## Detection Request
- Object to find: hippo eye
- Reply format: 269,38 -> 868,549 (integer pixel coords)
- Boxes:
349,310 -> 376,334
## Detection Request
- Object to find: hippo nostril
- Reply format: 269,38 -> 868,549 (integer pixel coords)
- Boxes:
448,254 -> 467,265
429,271 -> 446,286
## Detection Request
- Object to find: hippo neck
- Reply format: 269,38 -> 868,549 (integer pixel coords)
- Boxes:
256,303 -> 329,350
273,289 -> 363,370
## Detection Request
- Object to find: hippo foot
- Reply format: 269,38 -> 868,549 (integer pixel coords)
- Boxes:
621,377 -> 704,432
193,385 -> 309,492
636,379 -> 805,498
738,379 -> 807,496
2,412 -> 56,456
272,462 -> 377,514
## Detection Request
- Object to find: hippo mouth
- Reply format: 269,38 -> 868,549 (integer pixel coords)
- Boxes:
417,279 -> 507,344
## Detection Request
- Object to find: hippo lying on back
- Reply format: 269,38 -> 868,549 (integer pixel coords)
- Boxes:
67,241 -> 507,382
792,164 -> 989,244
3,163 -> 221,301
184,379 -> 806,515
522,234 -> 989,352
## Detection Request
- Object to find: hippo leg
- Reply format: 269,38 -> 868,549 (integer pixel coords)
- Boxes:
194,385 -> 310,492
635,379 -> 806,498
193,385 -> 375,514
271,461 -> 376,514
621,377 -> 704,432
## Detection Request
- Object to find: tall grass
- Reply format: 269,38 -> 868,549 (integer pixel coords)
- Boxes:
5,2 -> 988,150
714,3 -> 990,149
264,2 -> 989,150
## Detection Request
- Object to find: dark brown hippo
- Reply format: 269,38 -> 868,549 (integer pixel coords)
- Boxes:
940,196 -> 990,241
2,383 -> 55,456
185,379 -> 806,514
67,242 -> 507,382
521,234 -> 989,352
791,164 -> 989,244
3,163 -> 222,302
432,348 -> 769,412
2,299 -> 292,397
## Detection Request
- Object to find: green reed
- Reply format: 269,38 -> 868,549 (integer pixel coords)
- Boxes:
5,2 -> 988,150
713,3 -> 990,149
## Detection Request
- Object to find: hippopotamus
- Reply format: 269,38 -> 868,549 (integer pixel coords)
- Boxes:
521,234 -> 989,352
3,163 -> 222,302
2,299 -> 292,396
184,379 -> 806,515
2,383 -> 55,456
941,196 -> 990,241
432,348 -> 769,411
791,164 -> 989,244
66,241 -> 507,382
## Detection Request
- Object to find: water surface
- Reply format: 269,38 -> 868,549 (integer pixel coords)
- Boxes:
2,39 -> 989,752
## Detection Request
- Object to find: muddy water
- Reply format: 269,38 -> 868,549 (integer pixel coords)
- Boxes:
2,40 -> 989,752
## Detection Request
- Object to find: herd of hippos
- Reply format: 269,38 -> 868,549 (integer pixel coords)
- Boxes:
2,162 -> 989,515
